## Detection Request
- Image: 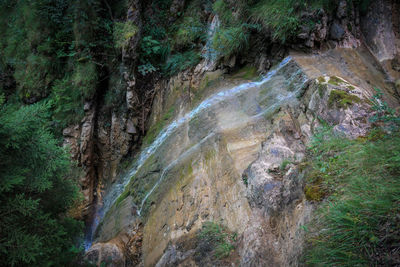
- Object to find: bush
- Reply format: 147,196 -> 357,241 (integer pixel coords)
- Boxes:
250,0 -> 303,43
72,62 -> 98,99
173,15 -> 206,49
13,54 -> 55,100
248,0 -> 340,43
162,50 -> 201,76
51,76 -> 85,128
104,72 -> 127,111
212,25 -> 250,59
138,35 -> 169,75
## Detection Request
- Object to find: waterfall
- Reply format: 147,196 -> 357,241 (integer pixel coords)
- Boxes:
201,15 -> 220,71
84,56 -> 297,249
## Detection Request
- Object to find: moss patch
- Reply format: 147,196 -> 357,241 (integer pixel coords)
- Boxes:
143,106 -> 175,145
115,189 -> 130,207
193,71 -> 224,105
231,65 -> 258,80
305,184 -> 324,201
328,76 -> 344,86
328,89 -> 361,109
317,83 -> 327,98
317,76 -> 326,83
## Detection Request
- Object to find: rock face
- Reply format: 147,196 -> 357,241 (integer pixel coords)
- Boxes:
360,0 -> 400,82
63,105 -> 137,217
330,21 -> 345,40
87,46 -> 399,266
63,103 -> 97,217
78,1 -> 400,266
63,0 -> 145,220
361,0 -> 398,62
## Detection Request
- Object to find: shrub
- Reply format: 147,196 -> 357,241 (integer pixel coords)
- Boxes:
51,76 -> 84,128
104,73 -> 127,111
249,0 -> 302,43
212,25 -> 250,59
249,0 -> 338,43
162,50 -> 201,76
13,54 -> 55,100
138,35 -> 169,76
173,15 -> 206,49
72,62 -> 98,99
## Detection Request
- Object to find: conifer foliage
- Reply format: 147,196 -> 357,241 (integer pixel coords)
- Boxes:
0,101 -> 82,266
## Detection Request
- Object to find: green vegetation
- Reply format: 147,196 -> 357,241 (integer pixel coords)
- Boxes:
198,222 -> 236,259
250,0 -> 304,43
369,88 -> 400,125
143,106 -> 175,145
0,0 -> 132,127
232,65 -> 258,80
0,101 -> 82,266
113,21 -> 138,49
317,83 -> 327,97
137,0 -> 207,77
0,0 -> 386,265
280,159 -> 292,171
172,0 -> 207,49
210,0 -> 254,60
0,0 -> 133,265
327,75 -> 344,86
242,173 -> 249,186
115,189 -> 131,207
163,50 -> 201,76
304,90 -> 400,266
304,126 -> 400,266
328,89 -> 361,109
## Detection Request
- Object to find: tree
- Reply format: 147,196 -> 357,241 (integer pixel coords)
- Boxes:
0,101 -> 83,266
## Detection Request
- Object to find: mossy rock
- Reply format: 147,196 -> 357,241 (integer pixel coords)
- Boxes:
143,106 -> 175,145
305,184 -> 324,201
115,189 -> 130,207
328,76 -> 344,86
317,76 -> 326,83
317,83 -> 328,98
328,89 -> 361,109
231,65 -> 258,80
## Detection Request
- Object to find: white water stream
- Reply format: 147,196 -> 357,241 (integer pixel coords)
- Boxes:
84,56 -> 295,250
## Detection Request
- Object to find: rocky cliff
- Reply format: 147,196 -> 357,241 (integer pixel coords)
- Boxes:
74,0 -> 400,266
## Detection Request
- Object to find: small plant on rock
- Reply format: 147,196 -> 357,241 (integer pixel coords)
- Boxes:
198,222 -> 236,259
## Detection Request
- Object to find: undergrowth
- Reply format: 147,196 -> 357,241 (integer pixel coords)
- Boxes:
198,222 -> 236,259
304,126 -> 400,266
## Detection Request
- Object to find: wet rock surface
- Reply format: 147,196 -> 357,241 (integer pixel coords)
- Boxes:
85,45 -> 400,266
78,1 -> 400,265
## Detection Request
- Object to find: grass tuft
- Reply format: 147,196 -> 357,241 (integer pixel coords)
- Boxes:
304,127 -> 400,266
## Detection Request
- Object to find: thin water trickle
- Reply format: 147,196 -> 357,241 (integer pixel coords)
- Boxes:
84,56 -> 293,250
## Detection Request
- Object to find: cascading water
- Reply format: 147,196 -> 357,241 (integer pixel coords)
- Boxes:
84,56 -> 304,250
200,15 -> 220,71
